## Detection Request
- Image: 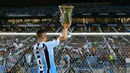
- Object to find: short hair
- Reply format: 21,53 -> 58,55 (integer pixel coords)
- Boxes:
36,29 -> 45,38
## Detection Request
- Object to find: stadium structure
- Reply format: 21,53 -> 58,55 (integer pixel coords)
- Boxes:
0,1 -> 130,73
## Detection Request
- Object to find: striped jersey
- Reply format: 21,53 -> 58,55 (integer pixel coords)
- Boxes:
33,39 -> 59,73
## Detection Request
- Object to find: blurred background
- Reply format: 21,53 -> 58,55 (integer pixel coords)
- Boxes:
0,0 -> 130,6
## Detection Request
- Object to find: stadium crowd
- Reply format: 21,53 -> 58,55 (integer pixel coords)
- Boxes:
0,5 -> 130,16
0,34 -> 130,73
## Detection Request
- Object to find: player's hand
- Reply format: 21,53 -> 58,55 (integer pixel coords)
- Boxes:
63,23 -> 70,30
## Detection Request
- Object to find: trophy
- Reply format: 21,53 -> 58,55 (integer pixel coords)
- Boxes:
59,5 -> 74,38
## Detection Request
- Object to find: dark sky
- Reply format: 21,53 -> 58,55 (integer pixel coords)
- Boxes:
0,0 -> 129,6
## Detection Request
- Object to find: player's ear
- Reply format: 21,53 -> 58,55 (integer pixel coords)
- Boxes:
44,33 -> 47,38
44,35 -> 47,38
43,34 -> 47,39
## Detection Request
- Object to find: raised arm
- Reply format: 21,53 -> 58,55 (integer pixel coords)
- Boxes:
58,23 -> 70,44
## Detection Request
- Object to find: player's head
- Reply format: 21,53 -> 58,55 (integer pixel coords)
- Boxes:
37,29 -> 47,42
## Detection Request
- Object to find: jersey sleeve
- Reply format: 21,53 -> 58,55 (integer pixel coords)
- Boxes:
46,39 -> 60,48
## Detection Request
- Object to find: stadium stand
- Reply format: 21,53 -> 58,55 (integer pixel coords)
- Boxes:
0,5 -> 130,17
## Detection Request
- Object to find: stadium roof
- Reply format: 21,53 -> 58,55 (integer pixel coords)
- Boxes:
0,0 -> 130,6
